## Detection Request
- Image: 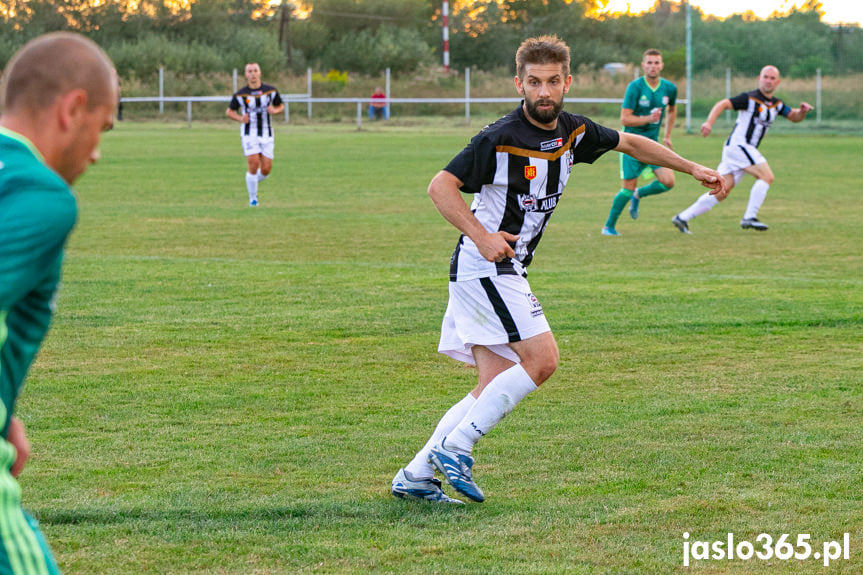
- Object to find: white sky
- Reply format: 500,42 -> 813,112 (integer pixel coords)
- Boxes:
598,0 -> 861,25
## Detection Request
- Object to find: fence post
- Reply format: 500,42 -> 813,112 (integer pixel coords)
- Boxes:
232,68 -> 237,93
186,100 -> 192,127
385,67 -> 391,119
285,102 -> 290,124
725,68 -> 731,125
465,67 -> 470,123
307,68 -> 313,119
816,68 -> 822,125
159,67 -> 164,114
357,101 -> 362,129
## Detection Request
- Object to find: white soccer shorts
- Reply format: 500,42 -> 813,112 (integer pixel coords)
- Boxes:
438,274 -> 551,365
718,143 -> 767,186
241,135 -> 275,159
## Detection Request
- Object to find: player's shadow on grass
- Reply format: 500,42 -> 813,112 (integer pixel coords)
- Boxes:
35,499 -> 468,527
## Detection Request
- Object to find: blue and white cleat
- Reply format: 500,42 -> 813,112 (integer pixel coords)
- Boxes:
601,226 -> 620,237
740,217 -> 768,231
629,194 -> 640,219
249,199 -> 258,207
672,215 -> 691,234
391,468 -> 464,504
428,438 -> 485,502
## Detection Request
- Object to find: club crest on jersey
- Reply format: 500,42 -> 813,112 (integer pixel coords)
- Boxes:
524,165 -> 537,180
540,137 -> 563,152
662,96 -> 670,105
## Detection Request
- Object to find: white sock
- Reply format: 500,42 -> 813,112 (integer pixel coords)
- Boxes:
445,364 -> 537,455
245,172 -> 258,202
404,394 -> 476,479
257,169 -> 269,182
744,179 -> 769,220
678,192 -> 719,222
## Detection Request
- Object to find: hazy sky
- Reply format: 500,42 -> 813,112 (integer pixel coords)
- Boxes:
599,0 -> 861,25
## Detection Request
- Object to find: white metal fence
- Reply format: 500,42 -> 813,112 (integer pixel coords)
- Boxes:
123,65 -> 829,129
123,66 -> 694,129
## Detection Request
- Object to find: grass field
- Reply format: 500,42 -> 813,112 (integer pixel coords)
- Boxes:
18,120 -> 862,574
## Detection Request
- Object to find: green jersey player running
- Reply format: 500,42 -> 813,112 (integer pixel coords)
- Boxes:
602,49 -> 678,236
0,33 -> 116,574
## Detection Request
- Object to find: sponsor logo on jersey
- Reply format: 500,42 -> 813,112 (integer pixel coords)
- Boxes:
540,137 -> 563,152
524,165 -> 537,180
517,192 -> 561,214
639,95 -> 651,107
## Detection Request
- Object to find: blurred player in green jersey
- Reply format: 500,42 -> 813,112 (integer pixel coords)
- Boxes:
0,32 -> 116,574
603,49 -> 678,236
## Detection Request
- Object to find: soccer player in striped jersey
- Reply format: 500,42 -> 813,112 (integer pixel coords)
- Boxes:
226,63 -> 284,206
0,32 -> 117,574
603,49 -> 678,236
672,65 -> 813,233
391,36 -> 726,504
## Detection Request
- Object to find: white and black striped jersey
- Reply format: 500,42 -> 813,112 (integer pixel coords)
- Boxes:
444,105 -> 619,282
725,90 -> 791,148
229,84 -> 283,138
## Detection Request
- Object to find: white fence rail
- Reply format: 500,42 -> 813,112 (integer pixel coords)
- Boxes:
121,94 -> 691,128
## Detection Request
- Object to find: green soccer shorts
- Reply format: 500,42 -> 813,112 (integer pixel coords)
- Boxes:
0,440 -> 60,575
619,152 -> 659,181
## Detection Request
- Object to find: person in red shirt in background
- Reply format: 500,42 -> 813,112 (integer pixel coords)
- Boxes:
370,85 -> 387,120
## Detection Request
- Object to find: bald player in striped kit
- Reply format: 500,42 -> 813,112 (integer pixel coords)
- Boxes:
672,65 -> 813,233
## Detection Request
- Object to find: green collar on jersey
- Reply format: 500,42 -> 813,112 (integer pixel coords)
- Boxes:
641,76 -> 663,93
0,126 -> 45,163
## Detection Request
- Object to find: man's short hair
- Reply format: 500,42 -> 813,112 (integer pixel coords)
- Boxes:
1,32 -> 115,114
516,36 -> 570,79
643,49 -> 662,59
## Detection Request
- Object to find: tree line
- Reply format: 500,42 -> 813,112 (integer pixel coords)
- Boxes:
0,0 -> 860,79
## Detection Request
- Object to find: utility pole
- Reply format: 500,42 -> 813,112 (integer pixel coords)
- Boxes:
279,1 -> 293,65
442,0 -> 450,73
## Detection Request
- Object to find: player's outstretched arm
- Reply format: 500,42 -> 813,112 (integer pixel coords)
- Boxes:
428,170 -> 517,263
787,102 -> 814,123
615,132 -> 727,197
700,98 -> 733,137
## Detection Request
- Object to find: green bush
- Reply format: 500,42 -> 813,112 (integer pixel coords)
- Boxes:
317,25 -> 432,75
106,30 -> 285,79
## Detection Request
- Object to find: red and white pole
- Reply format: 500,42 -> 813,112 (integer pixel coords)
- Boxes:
442,0 -> 450,73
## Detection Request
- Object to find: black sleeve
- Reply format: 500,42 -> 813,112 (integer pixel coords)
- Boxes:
443,132 -> 497,194
272,90 -> 283,106
571,117 -> 620,165
729,92 -> 750,110
229,94 -> 241,111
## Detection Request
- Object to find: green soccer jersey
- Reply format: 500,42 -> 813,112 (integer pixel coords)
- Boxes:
622,76 -> 677,141
0,128 -> 77,437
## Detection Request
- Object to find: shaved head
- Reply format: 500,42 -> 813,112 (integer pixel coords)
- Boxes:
757,65 -> 781,96
1,32 -> 116,114
760,65 -> 780,77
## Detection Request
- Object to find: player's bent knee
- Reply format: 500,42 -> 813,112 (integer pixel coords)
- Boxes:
523,350 -> 558,385
534,357 -> 558,385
